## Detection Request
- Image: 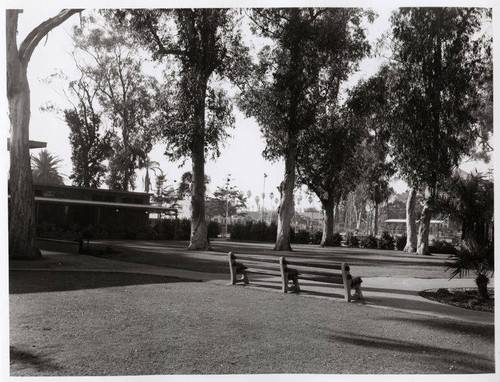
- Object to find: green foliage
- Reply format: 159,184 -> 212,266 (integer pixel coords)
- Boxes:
387,8 -> 490,190
239,8 -> 374,162
112,9 -> 246,162
311,231 -> 323,245
71,13 -> 159,191
207,221 -> 221,239
345,232 -> 360,248
395,234 -> 407,251
438,172 -> 494,245
63,75 -> 114,188
206,184 -> 247,220
230,221 -> 277,242
378,231 -> 395,250
292,229 -> 311,244
445,238 -> 493,298
429,240 -> 456,255
31,150 -> 65,185
359,235 -> 378,249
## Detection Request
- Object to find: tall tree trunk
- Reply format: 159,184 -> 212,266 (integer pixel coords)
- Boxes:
417,198 -> 432,255
373,202 -> 379,236
188,74 -> 209,250
404,187 -> 418,252
320,196 -> 335,247
7,9 -> 81,259
274,140 -> 296,251
356,209 -> 362,231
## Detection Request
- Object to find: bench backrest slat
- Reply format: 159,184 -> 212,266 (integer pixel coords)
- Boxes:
235,260 -> 280,271
284,260 -> 348,271
231,254 -> 280,264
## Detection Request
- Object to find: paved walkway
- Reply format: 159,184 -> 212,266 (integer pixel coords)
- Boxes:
9,249 -> 493,326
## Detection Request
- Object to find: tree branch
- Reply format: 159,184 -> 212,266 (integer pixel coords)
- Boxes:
19,9 -> 83,64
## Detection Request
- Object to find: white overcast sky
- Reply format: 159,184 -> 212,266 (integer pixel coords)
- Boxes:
2,0 -> 495,212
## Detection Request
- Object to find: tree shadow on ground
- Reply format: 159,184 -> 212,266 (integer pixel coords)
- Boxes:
377,316 -> 494,338
10,346 -> 63,374
9,270 -> 198,294
321,330 -> 494,373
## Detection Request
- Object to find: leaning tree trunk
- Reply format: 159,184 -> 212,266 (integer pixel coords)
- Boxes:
188,74 -> 210,250
7,9 -> 81,259
320,197 -> 335,247
274,140 -> 296,251
404,187 -> 418,252
7,29 -> 40,259
417,198 -> 432,255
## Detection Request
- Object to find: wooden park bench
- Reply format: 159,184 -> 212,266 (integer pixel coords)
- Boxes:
228,252 -> 363,302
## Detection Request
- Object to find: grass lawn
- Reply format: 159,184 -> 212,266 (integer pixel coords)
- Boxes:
10,270 -> 494,376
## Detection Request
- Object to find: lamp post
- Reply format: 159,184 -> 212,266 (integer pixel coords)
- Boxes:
262,173 -> 268,221
225,174 -> 232,237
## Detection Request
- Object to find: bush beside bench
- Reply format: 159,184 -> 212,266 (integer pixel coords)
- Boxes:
228,252 -> 363,302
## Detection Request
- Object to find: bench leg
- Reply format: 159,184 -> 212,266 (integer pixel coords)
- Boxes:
290,273 -> 300,293
341,263 -> 351,302
228,252 -> 237,285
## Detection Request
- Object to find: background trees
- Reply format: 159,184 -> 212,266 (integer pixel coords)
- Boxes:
63,75 -> 113,188
239,8 -> 374,251
7,9 -> 81,260
386,8 -> 490,254
71,14 -> 159,191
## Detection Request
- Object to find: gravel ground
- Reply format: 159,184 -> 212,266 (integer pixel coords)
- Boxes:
10,270 -> 494,376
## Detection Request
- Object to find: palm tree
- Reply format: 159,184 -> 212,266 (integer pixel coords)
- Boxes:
31,150 -> 65,185
446,238 -> 494,299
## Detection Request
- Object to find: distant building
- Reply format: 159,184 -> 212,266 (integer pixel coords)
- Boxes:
27,184 -> 177,237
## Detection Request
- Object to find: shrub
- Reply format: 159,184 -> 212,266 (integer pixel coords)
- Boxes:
207,221 -> 221,238
292,229 -> 310,244
378,231 -> 395,250
360,235 -> 378,249
395,234 -> 407,251
266,221 -> 278,242
345,232 -> 360,248
321,232 -> 342,247
429,239 -> 457,254
310,231 -> 323,245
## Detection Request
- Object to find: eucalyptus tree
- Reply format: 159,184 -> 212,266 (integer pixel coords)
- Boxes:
63,75 -> 114,188
387,8 -> 491,255
71,14 -> 159,191
7,9 -> 81,259
239,8 -> 374,250
296,107 -> 366,246
111,9 -> 247,249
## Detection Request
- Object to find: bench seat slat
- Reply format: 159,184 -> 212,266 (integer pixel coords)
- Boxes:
293,273 -> 345,284
244,268 -> 282,276
287,266 -> 343,278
